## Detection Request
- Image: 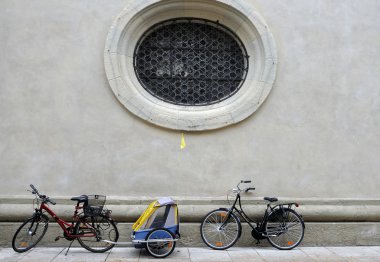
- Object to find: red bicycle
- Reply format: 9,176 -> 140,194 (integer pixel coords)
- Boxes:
12,184 -> 119,253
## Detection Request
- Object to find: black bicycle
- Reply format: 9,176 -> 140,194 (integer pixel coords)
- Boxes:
200,180 -> 305,250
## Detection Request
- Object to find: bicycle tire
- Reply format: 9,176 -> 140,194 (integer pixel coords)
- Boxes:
12,214 -> 49,252
75,214 -> 119,253
200,209 -> 241,250
265,208 -> 305,250
145,228 -> 176,258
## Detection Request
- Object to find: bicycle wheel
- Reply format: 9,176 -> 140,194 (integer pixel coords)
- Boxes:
12,214 -> 49,252
200,209 -> 241,250
145,228 -> 176,258
75,214 -> 119,253
265,208 -> 305,250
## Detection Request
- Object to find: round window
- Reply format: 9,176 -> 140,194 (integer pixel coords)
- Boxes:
104,0 -> 277,131
134,18 -> 249,106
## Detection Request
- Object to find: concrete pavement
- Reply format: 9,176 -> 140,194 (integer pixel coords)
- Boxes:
1,246 -> 380,262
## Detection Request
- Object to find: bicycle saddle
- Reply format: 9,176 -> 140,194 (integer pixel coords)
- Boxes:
264,197 -> 278,202
70,195 -> 88,203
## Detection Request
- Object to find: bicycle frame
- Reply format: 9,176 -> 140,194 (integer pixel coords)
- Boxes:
36,201 -> 96,239
225,191 -> 300,239
228,192 -> 267,231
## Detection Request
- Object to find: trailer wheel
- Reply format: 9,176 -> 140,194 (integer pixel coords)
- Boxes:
145,228 -> 176,258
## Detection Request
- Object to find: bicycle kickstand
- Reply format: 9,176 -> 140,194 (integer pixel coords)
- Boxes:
65,240 -> 75,256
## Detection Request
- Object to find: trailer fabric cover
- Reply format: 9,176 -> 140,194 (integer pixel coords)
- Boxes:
132,197 -> 178,231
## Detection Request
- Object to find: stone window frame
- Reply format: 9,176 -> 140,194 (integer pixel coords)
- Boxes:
104,0 -> 277,131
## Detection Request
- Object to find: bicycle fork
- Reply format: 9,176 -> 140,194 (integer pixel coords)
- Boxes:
27,220 -> 37,236
28,211 -> 44,236
217,209 -> 234,231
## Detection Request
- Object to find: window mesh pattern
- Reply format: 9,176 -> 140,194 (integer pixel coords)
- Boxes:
134,18 -> 249,106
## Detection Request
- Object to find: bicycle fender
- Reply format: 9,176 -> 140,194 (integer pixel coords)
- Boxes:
268,207 -> 305,229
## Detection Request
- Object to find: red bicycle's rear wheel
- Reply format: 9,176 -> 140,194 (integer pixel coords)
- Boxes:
75,215 -> 119,253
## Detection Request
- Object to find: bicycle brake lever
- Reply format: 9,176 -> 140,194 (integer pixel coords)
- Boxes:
244,187 -> 255,193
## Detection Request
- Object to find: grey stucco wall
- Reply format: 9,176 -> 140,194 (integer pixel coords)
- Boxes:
0,0 -> 379,200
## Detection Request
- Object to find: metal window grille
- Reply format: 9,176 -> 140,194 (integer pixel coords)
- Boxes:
134,18 -> 249,106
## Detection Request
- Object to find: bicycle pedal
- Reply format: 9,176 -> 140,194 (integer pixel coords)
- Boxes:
54,236 -> 61,241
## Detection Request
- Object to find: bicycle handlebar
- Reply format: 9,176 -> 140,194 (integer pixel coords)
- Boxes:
30,184 -> 56,205
234,180 -> 255,193
30,184 -> 39,196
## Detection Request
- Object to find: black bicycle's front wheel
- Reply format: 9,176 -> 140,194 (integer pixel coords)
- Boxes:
12,214 -> 49,252
75,214 -> 119,253
265,208 -> 305,250
200,209 -> 241,250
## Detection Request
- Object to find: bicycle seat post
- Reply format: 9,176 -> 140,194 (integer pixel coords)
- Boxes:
73,202 -> 81,220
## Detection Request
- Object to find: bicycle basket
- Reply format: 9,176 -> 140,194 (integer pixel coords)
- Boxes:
84,195 -> 106,216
